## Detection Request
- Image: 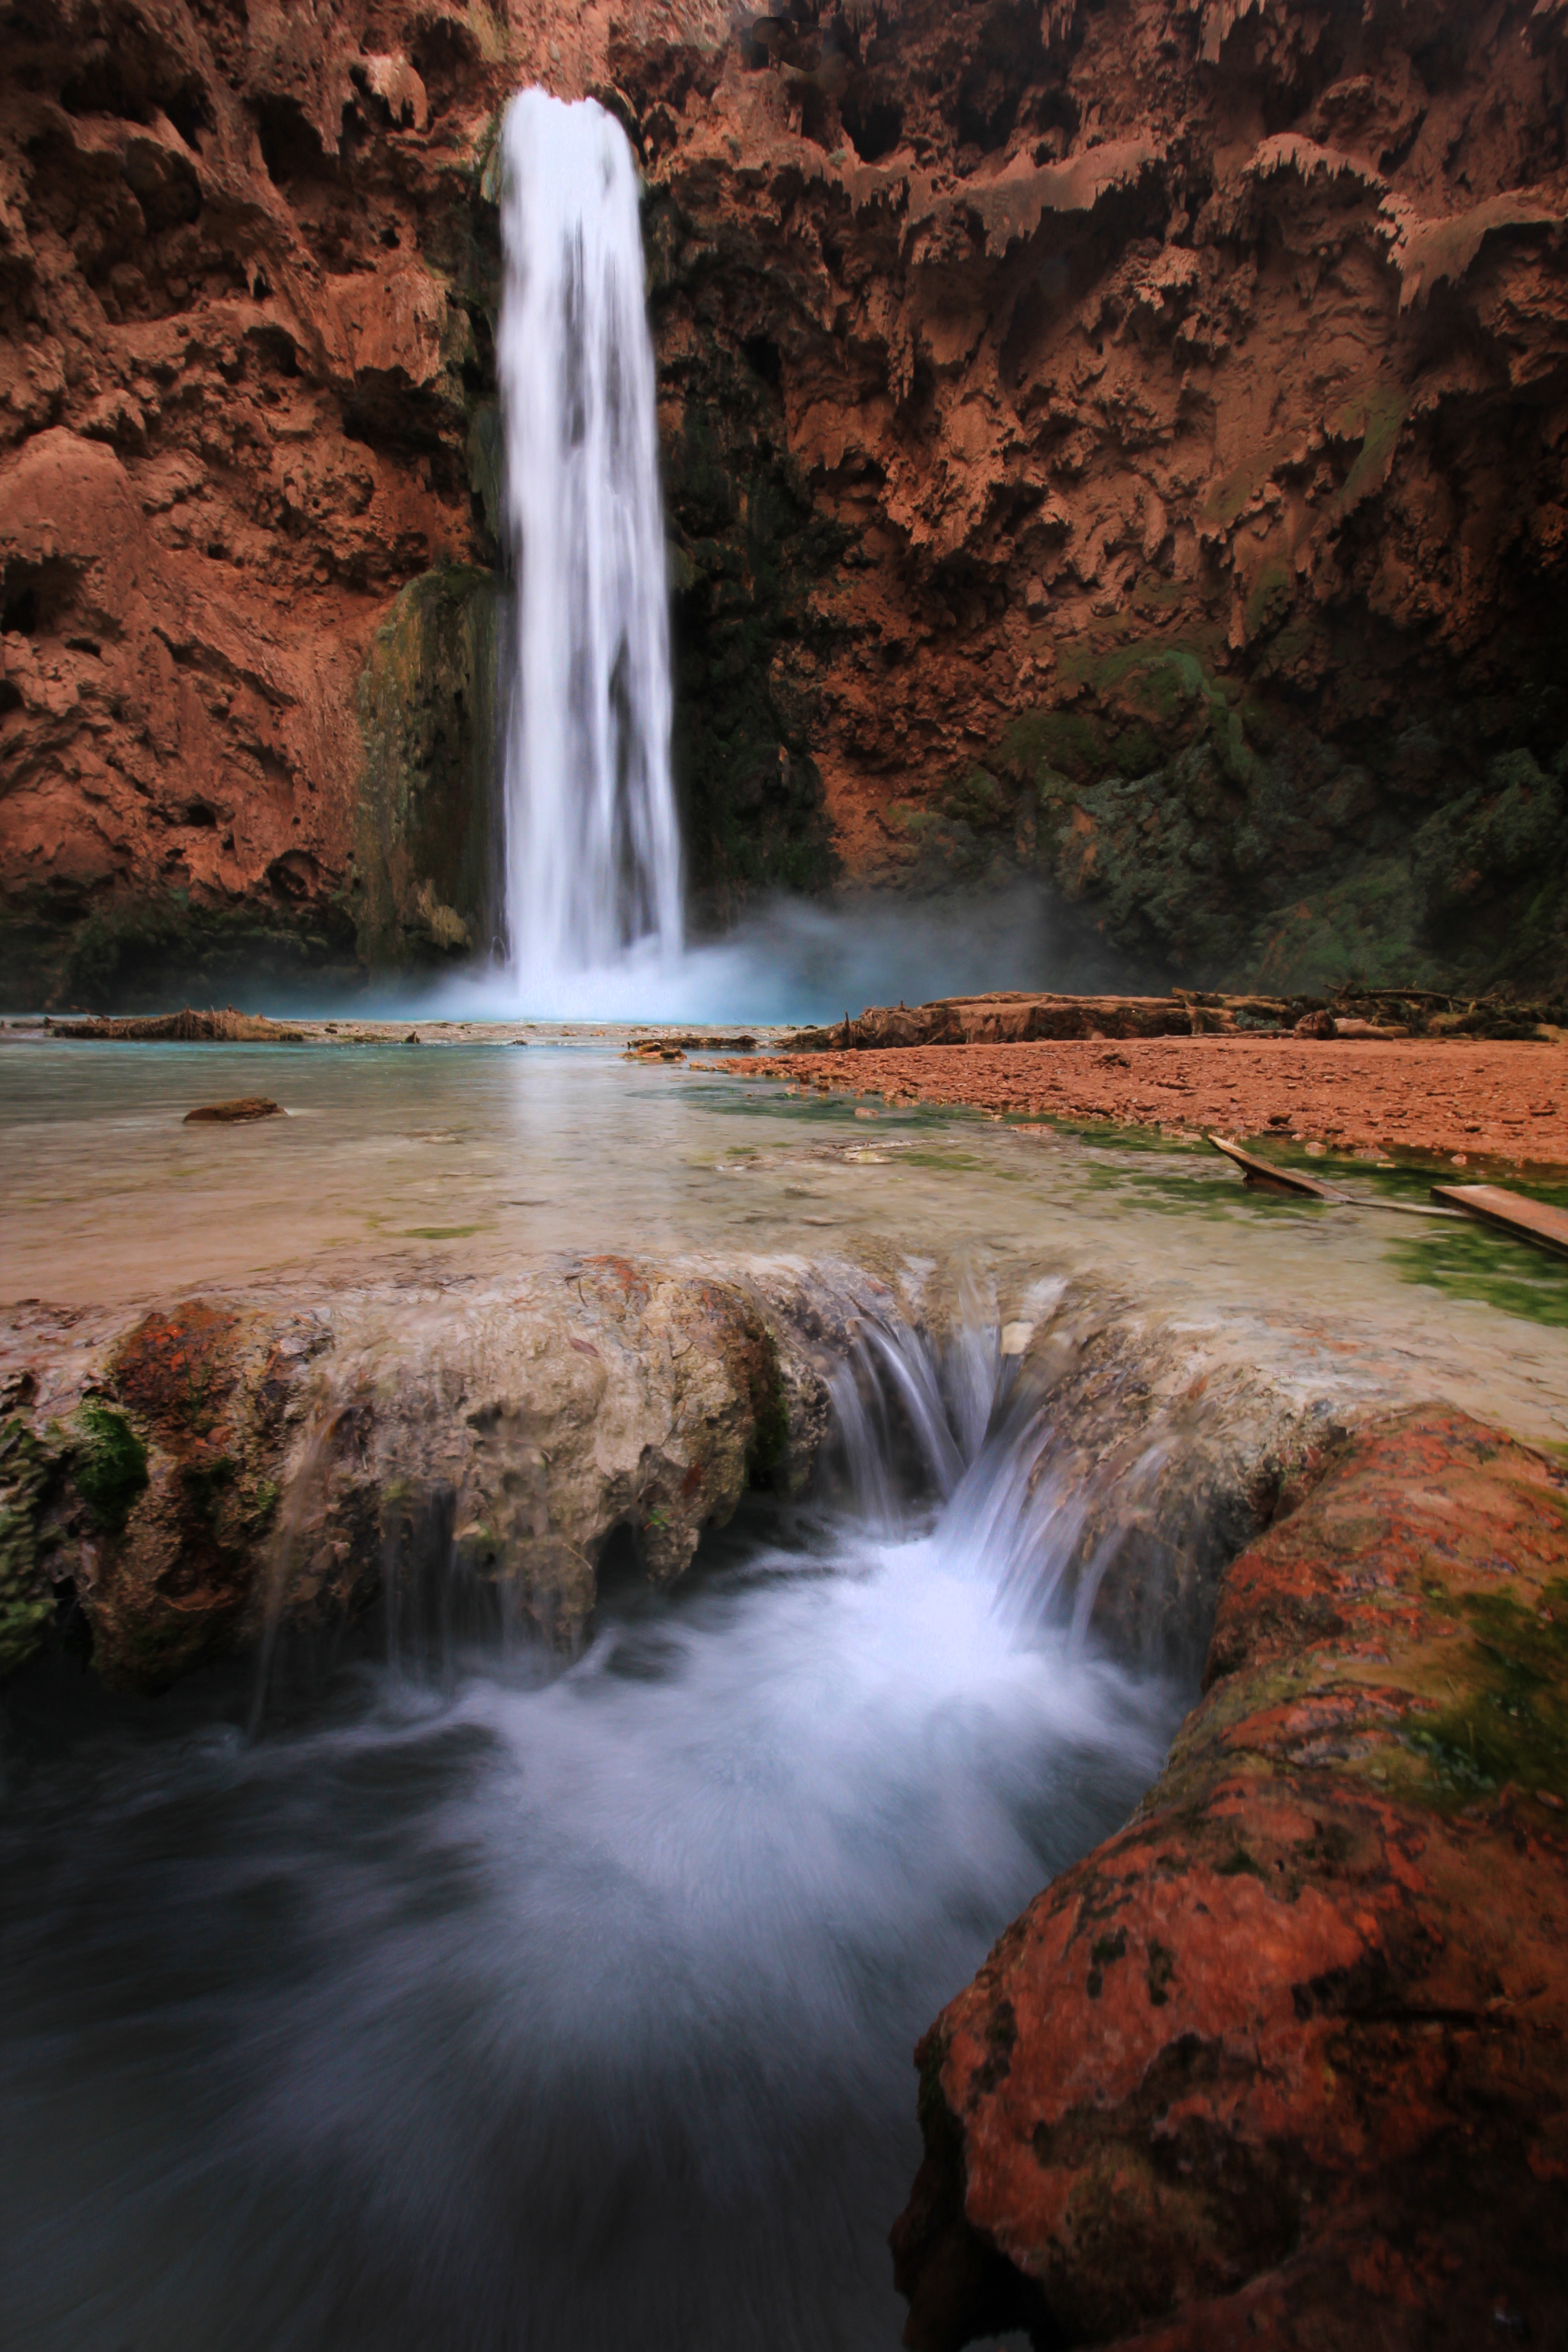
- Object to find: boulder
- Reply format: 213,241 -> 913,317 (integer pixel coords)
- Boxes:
894,1406 -> 1568,2351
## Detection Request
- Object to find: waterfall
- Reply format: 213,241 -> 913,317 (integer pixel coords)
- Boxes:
496,89 -> 683,992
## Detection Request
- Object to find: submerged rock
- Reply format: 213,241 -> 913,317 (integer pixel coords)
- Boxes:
183,1098 -> 284,1124
892,1405 -> 1568,2350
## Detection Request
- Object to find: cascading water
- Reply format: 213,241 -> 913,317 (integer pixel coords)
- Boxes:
496,89 -> 683,994
0,1311 -> 1187,2352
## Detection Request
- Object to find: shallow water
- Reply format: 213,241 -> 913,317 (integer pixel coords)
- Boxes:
3,1031 -> 1565,1443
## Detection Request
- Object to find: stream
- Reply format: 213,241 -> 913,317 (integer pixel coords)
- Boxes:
3,1031 -> 1568,2349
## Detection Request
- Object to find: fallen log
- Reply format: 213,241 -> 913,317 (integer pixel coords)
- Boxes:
1206,1133 -> 1348,1200
1432,1181 -> 1568,1260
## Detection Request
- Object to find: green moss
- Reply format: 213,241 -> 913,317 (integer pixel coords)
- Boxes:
244,1476 -> 280,1536
940,767 -> 1009,828
465,399 -> 503,545
354,564 -> 504,969
71,1402 -> 148,1535
1403,1578 -> 1568,1803
1001,707 -> 1107,783
1247,851 -> 1438,995
0,1415 -> 63,1675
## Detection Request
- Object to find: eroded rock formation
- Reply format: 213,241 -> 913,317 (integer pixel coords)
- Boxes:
3,0 -> 1567,1000
0,0 -> 519,1002
1,1252 -> 839,1685
892,1405 -> 1568,2349
1,1246 -> 1322,1692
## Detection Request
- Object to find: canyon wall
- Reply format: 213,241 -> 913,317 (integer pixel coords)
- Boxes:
1,0 -> 1565,1004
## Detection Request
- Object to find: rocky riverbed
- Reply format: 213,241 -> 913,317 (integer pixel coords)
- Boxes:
730,1033 -> 1568,1171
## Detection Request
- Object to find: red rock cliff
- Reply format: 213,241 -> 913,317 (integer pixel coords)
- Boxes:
2,1 -> 1566,1002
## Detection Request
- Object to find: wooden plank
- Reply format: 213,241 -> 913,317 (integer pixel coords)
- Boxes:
1431,1183 -> 1568,1261
1205,1134 -> 1348,1200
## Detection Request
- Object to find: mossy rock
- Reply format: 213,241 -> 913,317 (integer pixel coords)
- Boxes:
72,1401 -> 148,1535
354,563 -> 506,968
0,1414 -> 64,1676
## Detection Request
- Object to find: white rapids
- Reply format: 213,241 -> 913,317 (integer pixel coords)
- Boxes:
496,88 -> 683,991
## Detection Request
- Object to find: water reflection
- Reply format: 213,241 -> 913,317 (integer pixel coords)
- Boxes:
1,1034 -> 1565,1453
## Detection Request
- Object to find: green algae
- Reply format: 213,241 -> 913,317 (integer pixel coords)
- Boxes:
0,1415 -> 61,1674
745,1326 -> 790,1488
1403,1578 -> 1568,1804
1390,1218 -> 1568,1330
354,564 -> 504,970
72,1401 -> 148,1535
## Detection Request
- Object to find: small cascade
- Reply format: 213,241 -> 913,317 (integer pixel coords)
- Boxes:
5,1294 -> 1202,2352
828,1299 -> 1190,1664
496,88 -> 683,993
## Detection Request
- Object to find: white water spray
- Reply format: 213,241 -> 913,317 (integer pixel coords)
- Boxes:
496,89 -> 683,991
0,1300 -> 1188,2351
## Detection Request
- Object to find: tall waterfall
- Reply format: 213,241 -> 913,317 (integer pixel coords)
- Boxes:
496,89 -> 683,990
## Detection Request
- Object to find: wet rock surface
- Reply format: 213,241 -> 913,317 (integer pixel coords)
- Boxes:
4,2 -> 1568,998
182,1095 -> 282,1122
0,1249 -> 1327,1693
0,1258 -> 849,1688
892,1405 -> 1568,2350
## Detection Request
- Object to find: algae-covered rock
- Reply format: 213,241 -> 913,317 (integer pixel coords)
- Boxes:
0,1412 -> 63,1675
71,1401 -> 148,1534
354,564 -> 506,969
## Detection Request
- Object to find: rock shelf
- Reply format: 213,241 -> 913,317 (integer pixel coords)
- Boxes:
728,1034 -> 1568,1170
2,1253 -> 1328,1693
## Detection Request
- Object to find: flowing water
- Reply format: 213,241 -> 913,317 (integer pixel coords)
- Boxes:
1,1308 -> 1179,2352
5,1035 -> 1568,2349
10,61 -> 1565,2352
497,90 -> 683,990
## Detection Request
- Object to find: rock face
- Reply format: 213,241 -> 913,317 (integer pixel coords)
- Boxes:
892,1405 -> 1568,2349
634,0 -> 1568,989
0,0 -> 515,1003
3,1 -> 1567,1000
